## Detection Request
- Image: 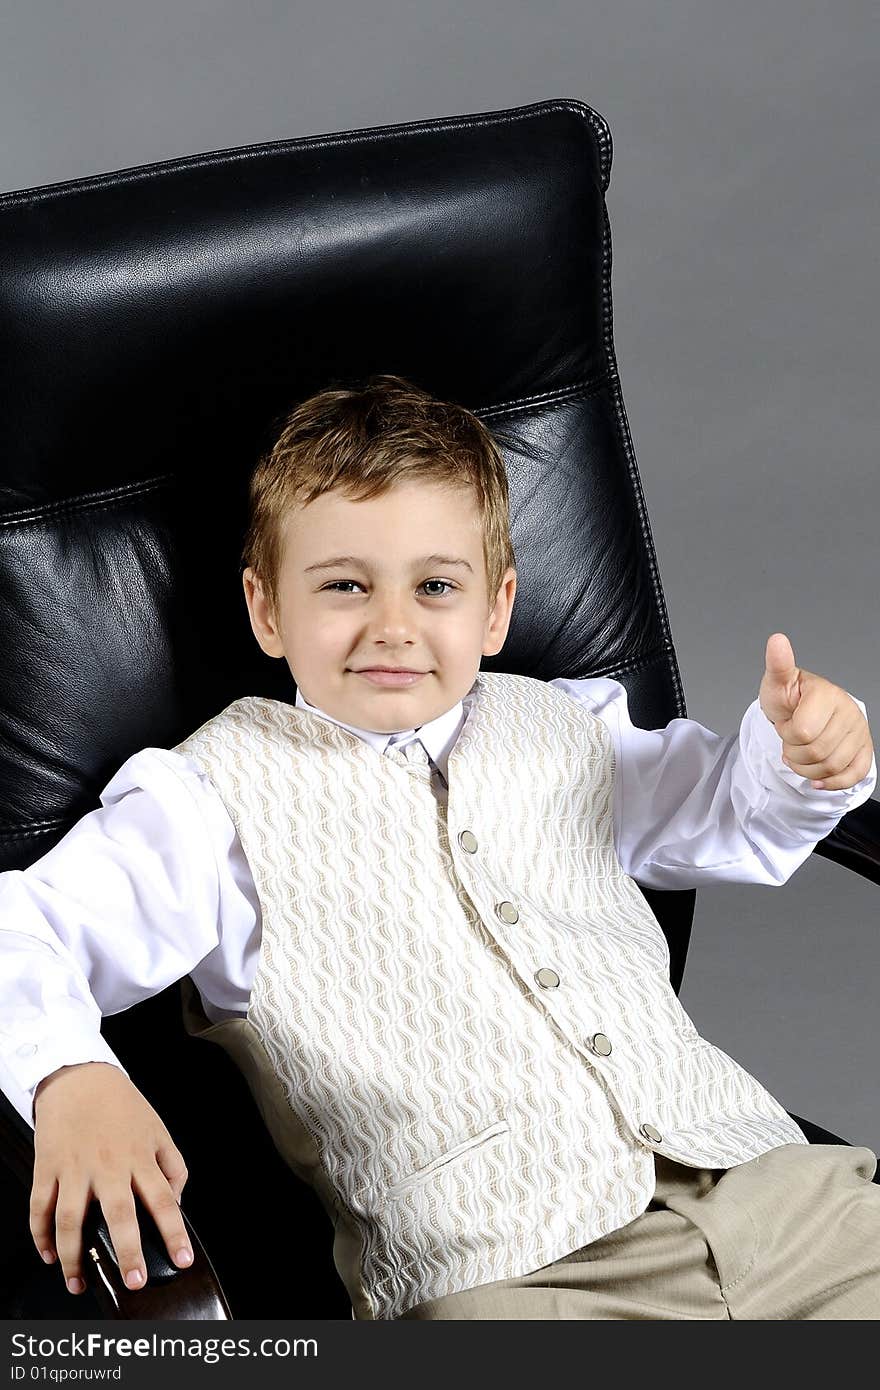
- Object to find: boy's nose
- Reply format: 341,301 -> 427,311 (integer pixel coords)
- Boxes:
370,597 -> 417,636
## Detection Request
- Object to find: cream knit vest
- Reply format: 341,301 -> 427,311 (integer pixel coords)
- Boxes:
173,671 -> 807,1319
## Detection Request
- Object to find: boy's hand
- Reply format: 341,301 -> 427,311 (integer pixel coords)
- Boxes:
758,632 -> 875,790
30,1061 -> 193,1297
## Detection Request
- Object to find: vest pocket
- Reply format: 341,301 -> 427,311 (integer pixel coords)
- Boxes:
385,1117 -> 510,1197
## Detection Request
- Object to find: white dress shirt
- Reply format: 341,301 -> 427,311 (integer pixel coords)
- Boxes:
0,678 -> 874,1130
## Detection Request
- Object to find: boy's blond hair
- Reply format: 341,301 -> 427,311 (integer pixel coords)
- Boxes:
240,374 -> 516,620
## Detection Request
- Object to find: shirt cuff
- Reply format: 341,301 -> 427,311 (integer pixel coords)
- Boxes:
746,693 -> 877,807
0,1033 -> 129,1130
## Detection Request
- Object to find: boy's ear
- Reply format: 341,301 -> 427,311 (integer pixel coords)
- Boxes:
242,567 -> 285,658
482,566 -> 517,658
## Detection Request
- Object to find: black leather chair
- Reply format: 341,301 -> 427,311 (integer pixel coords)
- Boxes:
1,97 -> 878,1321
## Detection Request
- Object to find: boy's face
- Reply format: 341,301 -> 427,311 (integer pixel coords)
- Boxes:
242,479 -> 517,733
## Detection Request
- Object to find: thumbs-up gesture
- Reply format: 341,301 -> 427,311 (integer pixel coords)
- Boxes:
758,633 -> 874,790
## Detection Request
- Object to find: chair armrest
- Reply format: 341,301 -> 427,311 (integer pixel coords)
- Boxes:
0,1090 -> 232,1319
83,1195 -> 232,1319
811,796 -> 880,887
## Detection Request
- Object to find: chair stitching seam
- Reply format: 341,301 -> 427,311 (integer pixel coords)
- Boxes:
476,371 -> 612,421
0,100 -> 612,209
0,818 -> 72,841
0,474 -> 175,529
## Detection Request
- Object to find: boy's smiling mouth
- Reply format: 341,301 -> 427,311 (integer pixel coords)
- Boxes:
350,667 -> 429,687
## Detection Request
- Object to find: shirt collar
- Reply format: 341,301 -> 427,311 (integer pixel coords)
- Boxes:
293,682 -> 473,783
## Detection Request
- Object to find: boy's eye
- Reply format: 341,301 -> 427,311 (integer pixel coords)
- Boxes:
321,579 -> 456,596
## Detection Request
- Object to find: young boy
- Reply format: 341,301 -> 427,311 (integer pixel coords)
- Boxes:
1,374 -> 877,1320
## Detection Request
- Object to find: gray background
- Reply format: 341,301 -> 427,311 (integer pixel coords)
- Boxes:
2,3 -> 877,1153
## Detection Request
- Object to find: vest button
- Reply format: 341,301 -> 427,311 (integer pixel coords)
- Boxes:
497,901 -> 519,924
639,1123 -> 663,1145
535,967 -> 560,989
589,1032 -> 612,1056
458,829 -> 479,853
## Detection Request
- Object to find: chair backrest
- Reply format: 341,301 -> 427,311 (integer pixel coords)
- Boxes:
0,95 -> 699,1318
1,97 -> 692,978
0,96 -> 694,978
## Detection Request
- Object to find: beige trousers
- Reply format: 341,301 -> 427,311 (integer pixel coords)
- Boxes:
398,1143 -> 880,1319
